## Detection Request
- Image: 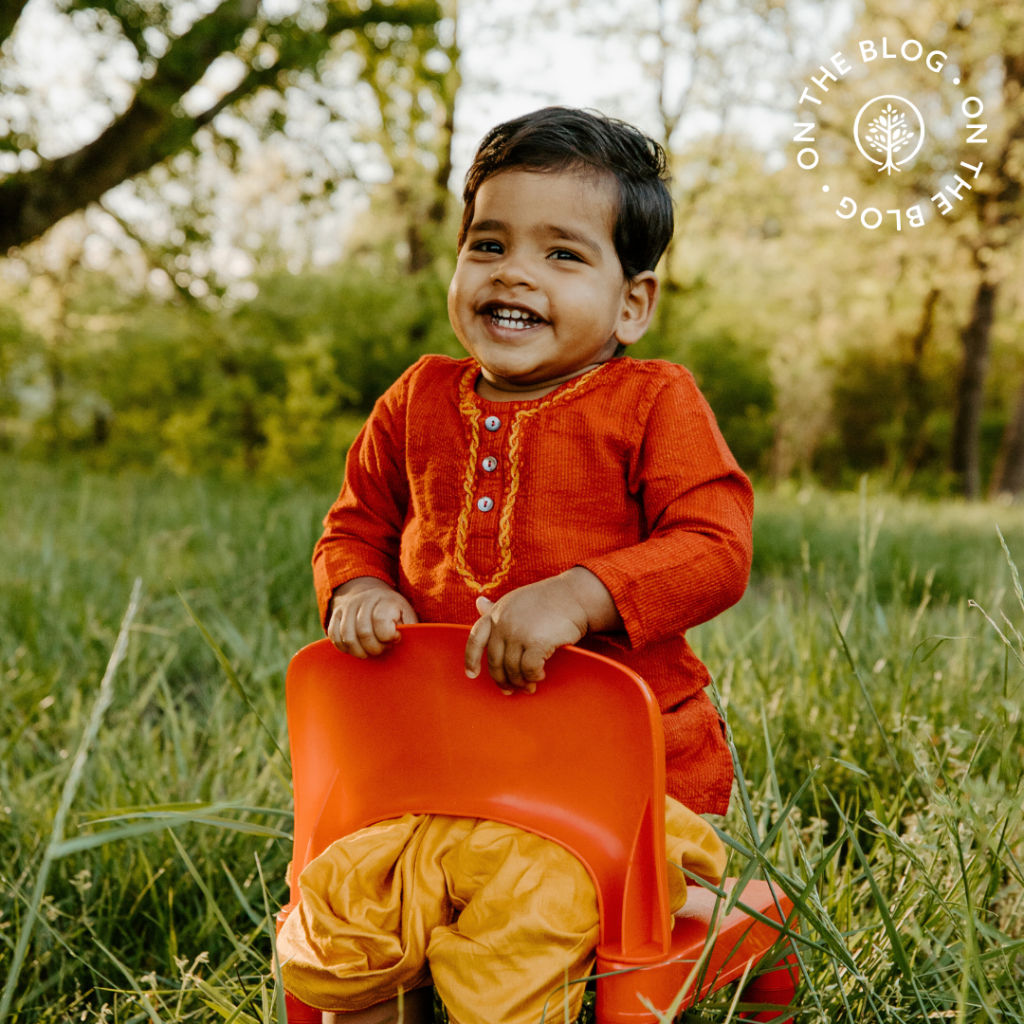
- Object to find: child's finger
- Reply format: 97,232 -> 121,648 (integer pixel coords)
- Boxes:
370,600 -> 399,643
501,640 -> 528,689
465,614 -> 493,680
327,610 -> 346,653
353,600 -> 385,656
486,634 -> 510,688
520,646 -> 547,687
338,606 -> 368,659
504,643 -> 537,693
398,598 -> 420,626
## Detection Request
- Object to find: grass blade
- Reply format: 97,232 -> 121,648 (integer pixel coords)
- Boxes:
0,579 -> 142,1024
828,597 -> 901,771
177,590 -> 291,769
254,852 -> 288,1024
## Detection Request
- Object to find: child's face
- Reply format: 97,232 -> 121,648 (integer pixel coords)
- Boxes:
448,168 -> 657,391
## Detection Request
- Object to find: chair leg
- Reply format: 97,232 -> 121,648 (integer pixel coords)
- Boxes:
285,992 -> 322,1023
739,952 -> 799,1023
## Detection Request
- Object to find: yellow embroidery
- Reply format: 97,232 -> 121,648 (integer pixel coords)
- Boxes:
454,380 -> 484,591
453,365 -> 605,594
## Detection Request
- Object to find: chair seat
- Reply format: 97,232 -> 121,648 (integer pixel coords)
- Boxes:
595,880 -> 794,1022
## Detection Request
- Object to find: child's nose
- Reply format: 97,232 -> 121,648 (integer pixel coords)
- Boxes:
490,254 -> 536,288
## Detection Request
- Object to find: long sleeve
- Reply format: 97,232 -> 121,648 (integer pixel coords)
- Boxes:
579,371 -> 753,650
308,355 -> 745,813
312,374 -> 411,628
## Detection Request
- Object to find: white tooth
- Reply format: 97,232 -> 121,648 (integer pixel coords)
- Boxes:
511,309 -> 522,319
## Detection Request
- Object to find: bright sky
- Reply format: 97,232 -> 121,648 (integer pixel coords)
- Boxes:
453,0 -> 852,177
0,0 -> 853,291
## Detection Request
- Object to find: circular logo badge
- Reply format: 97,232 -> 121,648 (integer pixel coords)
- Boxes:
853,95 -> 926,175
791,36 -> 987,230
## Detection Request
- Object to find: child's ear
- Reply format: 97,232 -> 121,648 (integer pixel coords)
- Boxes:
614,271 -> 660,346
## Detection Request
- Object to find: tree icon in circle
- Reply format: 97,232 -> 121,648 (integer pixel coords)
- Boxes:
865,103 -> 915,174
854,95 -> 926,174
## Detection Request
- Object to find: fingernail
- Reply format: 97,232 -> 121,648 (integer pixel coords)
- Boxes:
525,683 -> 536,694
501,689 -> 513,696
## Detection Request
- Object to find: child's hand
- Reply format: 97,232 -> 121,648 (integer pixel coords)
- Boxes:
327,577 -> 419,658
464,568 -> 622,693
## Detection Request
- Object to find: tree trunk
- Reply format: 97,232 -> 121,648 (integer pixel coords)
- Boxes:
951,278 -> 998,498
406,7 -> 460,275
994,379 -> 1024,495
905,288 -> 938,421
896,287 -> 939,481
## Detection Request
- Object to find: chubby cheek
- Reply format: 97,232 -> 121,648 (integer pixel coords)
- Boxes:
446,276 -> 467,340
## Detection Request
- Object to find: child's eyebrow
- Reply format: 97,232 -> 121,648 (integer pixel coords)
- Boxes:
468,219 -> 509,234
543,225 -> 603,258
467,218 -> 603,258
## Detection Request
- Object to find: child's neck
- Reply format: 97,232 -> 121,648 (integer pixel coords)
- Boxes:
475,362 -> 606,403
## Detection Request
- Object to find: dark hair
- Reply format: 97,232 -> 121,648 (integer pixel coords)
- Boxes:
458,107 -> 674,280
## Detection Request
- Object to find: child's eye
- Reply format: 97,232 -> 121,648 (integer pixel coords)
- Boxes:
549,249 -> 582,262
471,240 -> 504,254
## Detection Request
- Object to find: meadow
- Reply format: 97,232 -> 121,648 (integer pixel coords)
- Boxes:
2,459 -> 1024,1022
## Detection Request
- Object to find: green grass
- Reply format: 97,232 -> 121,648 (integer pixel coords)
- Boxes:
2,461 -> 1023,1022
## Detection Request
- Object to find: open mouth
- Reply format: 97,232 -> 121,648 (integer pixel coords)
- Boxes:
487,305 -> 546,331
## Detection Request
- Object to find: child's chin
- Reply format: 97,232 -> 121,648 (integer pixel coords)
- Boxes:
479,356 -> 538,377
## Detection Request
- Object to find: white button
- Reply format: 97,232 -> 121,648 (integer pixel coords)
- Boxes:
477,497 -> 494,512
482,456 -> 498,472
484,415 -> 501,431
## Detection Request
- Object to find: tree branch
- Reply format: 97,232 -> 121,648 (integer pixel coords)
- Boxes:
0,0 -> 440,251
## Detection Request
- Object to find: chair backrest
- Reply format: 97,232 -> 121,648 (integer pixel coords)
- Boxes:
286,624 -> 673,959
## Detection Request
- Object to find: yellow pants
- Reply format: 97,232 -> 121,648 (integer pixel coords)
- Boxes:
278,797 -> 725,1024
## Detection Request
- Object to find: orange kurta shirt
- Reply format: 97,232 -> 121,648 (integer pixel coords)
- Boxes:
313,355 -> 753,814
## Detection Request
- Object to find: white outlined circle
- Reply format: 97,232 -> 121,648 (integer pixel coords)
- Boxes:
853,95 -> 926,171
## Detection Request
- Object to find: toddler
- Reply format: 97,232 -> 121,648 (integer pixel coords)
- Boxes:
278,107 -> 754,1024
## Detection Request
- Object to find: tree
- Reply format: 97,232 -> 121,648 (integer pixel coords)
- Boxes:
877,1 -> 1024,499
350,0 -> 461,275
792,1 -> 1024,497
0,0 -> 441,253
922,3 -> 1024,498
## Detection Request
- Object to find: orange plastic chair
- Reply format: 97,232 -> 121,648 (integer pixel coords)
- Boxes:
276,624 -> 798,1023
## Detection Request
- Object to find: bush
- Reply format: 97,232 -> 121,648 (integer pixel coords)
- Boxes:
678,333 -> 776,474
0,267 -> 461,482
815,344 -> 959,493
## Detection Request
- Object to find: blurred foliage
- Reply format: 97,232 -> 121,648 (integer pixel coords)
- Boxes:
0,266 -> 462,484
684,334 -> 775,474
0,260 -> 787,480
0,262 -> 782,479
3,0 -> 1024,491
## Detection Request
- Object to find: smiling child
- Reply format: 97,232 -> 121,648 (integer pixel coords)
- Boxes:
278,107 -> 753,1024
